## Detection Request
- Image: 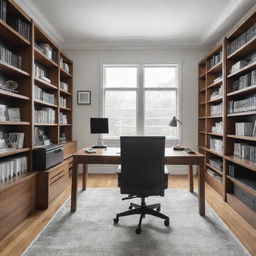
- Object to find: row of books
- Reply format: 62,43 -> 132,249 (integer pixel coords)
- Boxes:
232,69 -> 256,92
60,57 -> 70,73
0,104 -> 20,121
34,62 -> 50,82
0,42 -> 22,69
60,81 -> 69,92
0,156 -> 28,182
210,85 -> 223,100
0,0 -> 6,22
228,23 -> 256,55
34,85 -> 56,105
207,169 -> 223,183
35,42 -> 58,63
208,51 -> 222,69
60,112 -> 67,124
9,17 -> 30,41
209,158 -> 223,171
34,107 -> 56,124
229,95 -> 256,113
209,138 -> 223,153
234,142 -> 256,163
235,122 -> 256,136
210,103 -> 223,116
212,121 -> 223,134
60,97 -> 67,108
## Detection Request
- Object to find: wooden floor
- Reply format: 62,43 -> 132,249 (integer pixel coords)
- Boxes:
0,174 -> 256,256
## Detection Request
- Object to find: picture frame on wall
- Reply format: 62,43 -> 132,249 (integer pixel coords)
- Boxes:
77,91 -> 91,105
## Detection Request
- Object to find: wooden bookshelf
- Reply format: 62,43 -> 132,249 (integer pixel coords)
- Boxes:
0,0 -> 74,240
198,4 -> 256,229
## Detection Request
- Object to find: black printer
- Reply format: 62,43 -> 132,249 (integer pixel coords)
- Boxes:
33,144 -> 64,171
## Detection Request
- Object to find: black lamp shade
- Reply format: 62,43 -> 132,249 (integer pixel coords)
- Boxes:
90,118 -> 109,134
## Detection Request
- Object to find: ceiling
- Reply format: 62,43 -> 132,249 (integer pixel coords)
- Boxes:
16,0 -> 256,49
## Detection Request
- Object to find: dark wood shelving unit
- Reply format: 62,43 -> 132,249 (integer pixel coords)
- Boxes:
198,4 -> 256,230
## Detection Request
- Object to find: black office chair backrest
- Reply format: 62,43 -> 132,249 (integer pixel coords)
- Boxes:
120,136 -> 166,197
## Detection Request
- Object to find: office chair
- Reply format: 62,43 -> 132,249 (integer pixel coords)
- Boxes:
113,136 -> 170,234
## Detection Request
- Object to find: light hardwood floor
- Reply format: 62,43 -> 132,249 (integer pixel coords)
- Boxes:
0,174 -> 256,256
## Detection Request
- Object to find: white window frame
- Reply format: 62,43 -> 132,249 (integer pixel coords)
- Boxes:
100,61 -> 182,144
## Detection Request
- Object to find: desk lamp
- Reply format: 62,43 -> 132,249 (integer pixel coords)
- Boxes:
169,116 -> 184,150
90,118 -> 109,148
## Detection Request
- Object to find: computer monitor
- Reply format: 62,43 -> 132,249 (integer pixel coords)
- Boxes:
90,118 -> 109,148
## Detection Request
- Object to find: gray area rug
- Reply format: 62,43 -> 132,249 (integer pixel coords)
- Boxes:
24,189 -> 249,256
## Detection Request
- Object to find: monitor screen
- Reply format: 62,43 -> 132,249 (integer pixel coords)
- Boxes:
90,118 -> 109,134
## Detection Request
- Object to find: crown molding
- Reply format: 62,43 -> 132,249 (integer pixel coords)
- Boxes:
15,0 -> 64,48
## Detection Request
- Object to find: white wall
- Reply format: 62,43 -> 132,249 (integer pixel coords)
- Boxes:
65,48 -> 207,174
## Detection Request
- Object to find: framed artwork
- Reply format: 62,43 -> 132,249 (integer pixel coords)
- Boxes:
77,91 -> 91,105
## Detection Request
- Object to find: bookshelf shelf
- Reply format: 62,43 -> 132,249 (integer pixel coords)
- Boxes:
208,97 -> 223,103
204,147 -> 224,158
0,89 -> 30,101
227,61 -> 256,78
0,19 -> 30,46
34,123 -> 58,126
225,155 -> 256,172
0,61 -> 30,76
0,148 -> 30,158
227,176 -> 256,197
60,123 -> 72,126
227,36 -> 256,59
34,99 -> 58,108
199,131 -> 206,134
207,132 -> 223,137
0,121 -> 30,125
60,68 -> 72,78
208,79 -> 223,89
207,62 -> 222,73
227,111 -> 256,117
60,89 -> 72,96
227,84 -> 256,97
34,48 -> 59,68
34,77 -> 58,90
205,163 -> 223,176
205,172 -> 224,195
207,115 -> 223,119
60,106 -> 72,111
227,134 -> 256,141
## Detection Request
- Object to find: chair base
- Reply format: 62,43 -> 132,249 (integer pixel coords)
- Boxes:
113,197 -> 169,234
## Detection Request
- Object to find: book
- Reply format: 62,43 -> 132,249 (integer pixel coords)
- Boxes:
7,108 -> 20,122
0,104 -> 7,121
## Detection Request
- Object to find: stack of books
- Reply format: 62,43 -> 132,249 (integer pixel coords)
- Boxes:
34,107 -> 55,124
208,51 -> 222,69
34,62 -> 50,82
232,69 -> 256,91
0,0 -> 6,22
35,43 -> 58,63
0,42 -> 22,69
210,138 -> 223,153
60,97 -> 67,108
0,104 -> 21,121
207,169 -> 223,183
210,103 -> 223,116
235,122 -> 255,136
34,85 -> 56,105
229,95 -> 256,113
0,156 -> 27,182
210,85 -> 223,100
211,121 -> 223,134
234,142 -> 256,162
228,23 -> 256,55
209,158 -> 223,171
213,73 -> 222,84
230,60 -> 247,74
60,81 -> 68,91
60,112 -> 67,124
8,17 -> 30,41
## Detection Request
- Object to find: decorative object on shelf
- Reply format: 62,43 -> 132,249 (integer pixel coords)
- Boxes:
0,104 -> 7,121
7,108 -> 21,121
169,116 -> 184,150
77,90 -> 91,105
9,133 -> 24,149
60,81 -> 68,92
60,57 -> 70,73
59,133 -> 67,144
34,127 -> 51,146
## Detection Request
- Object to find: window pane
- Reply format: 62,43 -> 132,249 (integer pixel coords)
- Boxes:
105,91 -> 136,137
144,90 -> 177,137
105,66 -> 137,87
144,66 -> 177,88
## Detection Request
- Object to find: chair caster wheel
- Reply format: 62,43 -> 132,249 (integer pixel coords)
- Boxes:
156,207 -> 161,212
135,228 -> 141,234
164,219 -> 170,227
129,206 -> 133,210
113,217 -> 119,224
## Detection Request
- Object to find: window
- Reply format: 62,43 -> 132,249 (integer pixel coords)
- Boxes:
103,64 -> 179,139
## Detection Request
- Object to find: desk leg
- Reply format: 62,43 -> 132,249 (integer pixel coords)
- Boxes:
71,159 -> 78,212
82,164 -> 88,190
188,165 -> 194,192
198,163 -> 205,216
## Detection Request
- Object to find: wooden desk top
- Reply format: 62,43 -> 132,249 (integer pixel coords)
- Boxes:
73,147 -> 205,165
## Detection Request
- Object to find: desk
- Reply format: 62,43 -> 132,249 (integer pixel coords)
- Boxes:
71,148 -> 205,215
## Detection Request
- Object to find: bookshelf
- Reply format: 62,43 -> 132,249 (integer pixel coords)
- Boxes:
0,0 -> 74,240
198,5 -> 256,229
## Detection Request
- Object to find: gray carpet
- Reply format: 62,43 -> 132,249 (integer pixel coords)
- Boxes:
24,189 -> 249,256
